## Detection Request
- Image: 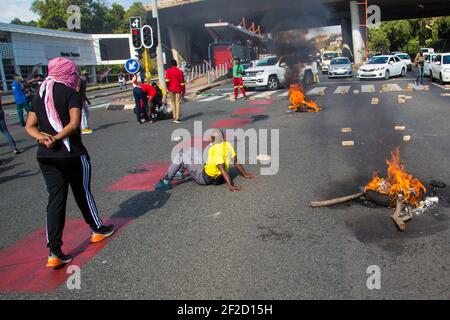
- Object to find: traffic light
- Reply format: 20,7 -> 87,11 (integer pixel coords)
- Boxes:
132,29 -> 142,49
148,17 -> 159,52
142,25 -> 153,49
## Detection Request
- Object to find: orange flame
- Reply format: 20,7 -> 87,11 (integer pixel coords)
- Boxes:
364,148 -> 426,206
288,84 -> 321,113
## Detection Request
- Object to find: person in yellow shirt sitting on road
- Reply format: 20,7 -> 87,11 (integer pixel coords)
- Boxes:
155,129 -> 255,191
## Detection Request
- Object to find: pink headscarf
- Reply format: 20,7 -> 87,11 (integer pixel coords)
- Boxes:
39,57 -> 79,151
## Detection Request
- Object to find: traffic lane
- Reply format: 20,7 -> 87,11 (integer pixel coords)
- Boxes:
62,90 -> 449,299
1,89 -> 449,299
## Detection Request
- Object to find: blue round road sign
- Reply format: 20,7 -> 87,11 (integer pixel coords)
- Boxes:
125,58 -> 140,74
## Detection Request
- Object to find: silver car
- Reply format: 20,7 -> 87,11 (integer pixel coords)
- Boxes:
328,57 -> 353,78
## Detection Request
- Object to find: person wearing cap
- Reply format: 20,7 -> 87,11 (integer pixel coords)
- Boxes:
77,71 -> 92,134
165,59 -> 185,123
154,129 -> 255,191
11,75 -> 30,127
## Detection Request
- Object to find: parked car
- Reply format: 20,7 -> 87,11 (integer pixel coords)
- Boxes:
242,55 -> 312,91
430,53 -> 450,84
320,51 -> 340,74
357,55 -> 407,80
393,52 -> 413,71
328,57 -> 353,78
420,48 -> 435,54
424,53 -> 437,77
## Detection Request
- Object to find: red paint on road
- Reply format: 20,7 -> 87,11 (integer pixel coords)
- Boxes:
247,99 -> 273,105
232,107 -> 267,115
208,118 -> 253,129
106,161 -> 171,192
0,217 -> 131,293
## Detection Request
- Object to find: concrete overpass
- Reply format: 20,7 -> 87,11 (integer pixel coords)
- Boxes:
151,0 -> 450,64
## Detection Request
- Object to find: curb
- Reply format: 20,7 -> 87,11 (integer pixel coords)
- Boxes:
194,82 -> 223,95
106,104 -> 134,111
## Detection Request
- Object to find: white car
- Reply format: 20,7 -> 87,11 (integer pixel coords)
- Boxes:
393,52 -> 412,71
430,53 -> 450,84
424,53 -> 437,77
320,51 -> 340,74
420,48 -> 434,54
328,57 -> 353,78
357,55 -> 407,80
242,56 -> 311,90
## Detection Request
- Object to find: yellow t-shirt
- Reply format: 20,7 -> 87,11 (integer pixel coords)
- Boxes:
204,141 -> 237,178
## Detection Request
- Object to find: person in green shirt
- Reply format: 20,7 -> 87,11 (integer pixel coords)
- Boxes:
233,57 -> 247,100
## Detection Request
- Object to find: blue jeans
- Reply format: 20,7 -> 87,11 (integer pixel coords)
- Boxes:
0,117 -> 17,151
133,87 -> 149,122
416,67 -> 424,85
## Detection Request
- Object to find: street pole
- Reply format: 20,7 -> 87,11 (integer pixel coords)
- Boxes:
152,0 -> 166,91
144,47 -> 150,83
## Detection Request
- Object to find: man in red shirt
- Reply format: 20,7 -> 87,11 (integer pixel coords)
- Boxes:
165,59 -> 185,123
140,83 -> 158,121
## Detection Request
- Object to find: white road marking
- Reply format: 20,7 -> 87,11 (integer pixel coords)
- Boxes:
361,85 -> 375,93
90,103 -> 110,110
431,82 -> 450,90
334,86 -> 351,94
253,90 -> 281,98
382,83 -> 403,92
306,87 -> 327,95
278,90 -> 289,97
198,95 -> 224,102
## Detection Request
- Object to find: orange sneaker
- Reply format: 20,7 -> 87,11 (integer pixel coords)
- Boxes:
90,225 -> 115,243
46,251 -> 73,268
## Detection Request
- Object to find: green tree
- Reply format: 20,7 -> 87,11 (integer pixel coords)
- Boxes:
125,2 -> 148,26
105,3 -> 127,33
369,28 -> 390,53
381,20 -> 412,52
10,18 -> 38,27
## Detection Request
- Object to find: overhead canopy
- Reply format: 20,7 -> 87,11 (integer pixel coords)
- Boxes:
205,22 -> 264,42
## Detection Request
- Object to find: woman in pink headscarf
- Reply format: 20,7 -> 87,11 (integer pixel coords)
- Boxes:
25,57 -> 115,269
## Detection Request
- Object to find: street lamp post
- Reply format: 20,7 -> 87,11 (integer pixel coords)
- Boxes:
152,0 -> 167,91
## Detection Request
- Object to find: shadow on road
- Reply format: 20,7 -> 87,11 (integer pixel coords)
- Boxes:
94,121 -> 128,131
111,190 -> 171,220
181,112 -> 204,122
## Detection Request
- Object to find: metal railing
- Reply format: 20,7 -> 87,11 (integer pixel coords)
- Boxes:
206,62 -> 228,84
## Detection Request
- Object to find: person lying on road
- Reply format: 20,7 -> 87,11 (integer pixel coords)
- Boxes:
155,129 -> 256,191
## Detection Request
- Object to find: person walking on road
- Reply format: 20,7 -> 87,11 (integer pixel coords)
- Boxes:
118,71 -> 127,91
77,71 -> 93,134
0,91 -> 20,155
165,59 -> 185,123
414,51 -> 425,86
233,57 -> 246,100
155,129 -> 256,191
311,61 -> 320,84
25,57 -> 115,269
12,75 -> 30,127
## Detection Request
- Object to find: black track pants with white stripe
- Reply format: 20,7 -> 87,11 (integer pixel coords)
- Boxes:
38,154 -> 103,251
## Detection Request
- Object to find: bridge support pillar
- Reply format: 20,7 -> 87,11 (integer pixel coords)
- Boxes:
341,19 -> 353,61
168,25 -> 191,64
350,0 -> 366,64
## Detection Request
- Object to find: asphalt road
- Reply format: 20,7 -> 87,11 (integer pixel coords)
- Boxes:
0,72 -> 449,299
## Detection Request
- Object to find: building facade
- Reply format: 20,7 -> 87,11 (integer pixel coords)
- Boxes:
0,23 -> 136,92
